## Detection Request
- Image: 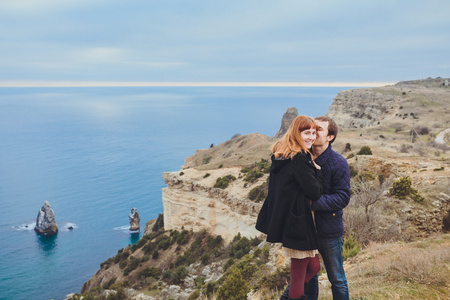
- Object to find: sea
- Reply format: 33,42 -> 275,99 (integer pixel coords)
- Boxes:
0,86 -> 351,300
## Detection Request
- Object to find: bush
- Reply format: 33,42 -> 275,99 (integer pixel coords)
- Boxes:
243,169 -> 264,183
205,281 -> 219,297
342,235 -> 361,261
229,234 -> 251,259
357,146 -> 373,155
257,266 -> 290,290
216,268 -> 249,300
123,256 -> 139,276
138,267 -> 161,279
346,153 -> 355,160
349,165 -> 358,178
214,175 -> 237,189
152,214 -> 164,232
248,182 -> 268,202
203,173 -> 210,178
345,143 -> 352,152
389,176 -> 424,202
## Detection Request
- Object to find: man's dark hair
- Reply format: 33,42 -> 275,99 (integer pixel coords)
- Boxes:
315,116 -> 338,144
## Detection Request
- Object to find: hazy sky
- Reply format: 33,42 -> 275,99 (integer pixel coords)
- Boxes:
0,0 -> 449,85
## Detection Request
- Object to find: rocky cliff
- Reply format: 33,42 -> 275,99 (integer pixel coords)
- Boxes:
162,133 -> 274,242
161,79 -> 450,241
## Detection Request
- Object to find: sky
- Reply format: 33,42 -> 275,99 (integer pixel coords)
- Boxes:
0,0 -> 449,86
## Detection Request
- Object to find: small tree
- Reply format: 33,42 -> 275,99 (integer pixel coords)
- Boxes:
357,146 -> 373,155
389,176 -> 424,202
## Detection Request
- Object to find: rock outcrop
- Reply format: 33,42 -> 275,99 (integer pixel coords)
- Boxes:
162,167 -> 264,242
35,201 -> 58,235
129,208 -> 140,231
274,107 -> 298,138
327,89 -> 399,129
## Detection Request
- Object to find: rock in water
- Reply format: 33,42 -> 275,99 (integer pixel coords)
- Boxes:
129,208 -> 140,231
35,201 -> 58,235
274,107 -> 299,138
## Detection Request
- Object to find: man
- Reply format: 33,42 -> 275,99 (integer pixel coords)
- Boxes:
280,116 -> 351,300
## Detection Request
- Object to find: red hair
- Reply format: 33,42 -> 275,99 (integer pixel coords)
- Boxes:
271,115 -> 318,159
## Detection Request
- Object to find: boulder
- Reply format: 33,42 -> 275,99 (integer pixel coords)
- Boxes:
129,208 -> 140,231
35,201 -> 58,235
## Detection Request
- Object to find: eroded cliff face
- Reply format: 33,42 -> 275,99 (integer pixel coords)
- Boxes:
162,167 -> 264,242
327,89 -> 400,128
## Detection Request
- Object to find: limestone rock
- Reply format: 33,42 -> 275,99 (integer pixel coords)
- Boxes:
327,89 -> 399,129
34,201 -> 58,235
275,107 -> 298,138
129,207 -> 140,231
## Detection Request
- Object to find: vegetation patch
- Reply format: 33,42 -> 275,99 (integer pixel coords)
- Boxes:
214,174 -> 237,189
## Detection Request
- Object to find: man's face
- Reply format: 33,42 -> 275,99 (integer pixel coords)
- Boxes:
314,120 -> 332,146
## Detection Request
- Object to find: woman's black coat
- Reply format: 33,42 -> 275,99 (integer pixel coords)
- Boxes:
255,152 -> 323,251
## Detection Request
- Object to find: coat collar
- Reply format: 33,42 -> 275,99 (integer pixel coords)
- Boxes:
314,144 -> 332,166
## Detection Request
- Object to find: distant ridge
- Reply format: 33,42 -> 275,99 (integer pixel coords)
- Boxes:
0,81 -> 395,87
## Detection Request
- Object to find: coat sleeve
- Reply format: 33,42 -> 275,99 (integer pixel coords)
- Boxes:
310,157 -> 350,211
291,153 -> 323,201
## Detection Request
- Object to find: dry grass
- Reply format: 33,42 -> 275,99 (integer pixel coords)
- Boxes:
341,233 -> 450,300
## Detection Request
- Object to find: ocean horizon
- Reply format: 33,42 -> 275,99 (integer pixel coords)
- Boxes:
0,86 -> 356,300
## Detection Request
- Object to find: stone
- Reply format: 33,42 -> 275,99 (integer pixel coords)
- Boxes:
34,201 -> 58,235
129,207 -> 140,231
275,107 -> 298,138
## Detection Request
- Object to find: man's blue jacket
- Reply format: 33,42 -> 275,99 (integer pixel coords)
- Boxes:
311,144 -> 351,238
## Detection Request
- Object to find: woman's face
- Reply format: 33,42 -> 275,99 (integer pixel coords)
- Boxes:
300,127 -> 317,148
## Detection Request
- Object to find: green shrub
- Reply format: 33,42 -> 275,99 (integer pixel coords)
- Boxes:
138,267 -> 161,279
229,234 -> 251,259
187,290 -> 201,300
102,277 -> 117,289
205,281 -> 219,297
216,268 -> 249,300
389,176 -> 424,202
248,181 -> 268,202
214,175 -> 237,189
257,266 -> 290,290
123,256 -> 139,276
152,250 -> 159,260
203,173 -> 210,178
342,235 -> 361,261
235,255 -> 258,281
194,275 -> 206,289
143,242 -> 155,254
152,214 -> 164,232
357,146 -> 373,155
179,171 -> 184,176
169,266 -> 188,284
202,156 -> 212,164
346,153 -> 355,159
243,169 -> 264,183
156,235 -> 173,250
355,171 -> 376,182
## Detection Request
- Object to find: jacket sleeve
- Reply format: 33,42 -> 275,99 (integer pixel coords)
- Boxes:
310,157 -> 350,211
292,153 -> 323,201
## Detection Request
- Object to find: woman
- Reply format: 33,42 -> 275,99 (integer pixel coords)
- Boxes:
255,115 -> 323,300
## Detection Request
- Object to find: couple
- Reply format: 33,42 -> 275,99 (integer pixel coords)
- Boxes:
256,115 -> 351,300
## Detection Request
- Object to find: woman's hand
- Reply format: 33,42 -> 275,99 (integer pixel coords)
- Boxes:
313,160 -> 321,170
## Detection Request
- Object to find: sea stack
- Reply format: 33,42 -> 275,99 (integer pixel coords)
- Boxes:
129,208 -> 140,231
275,107 -> 298,138
35,201 -> 58,235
